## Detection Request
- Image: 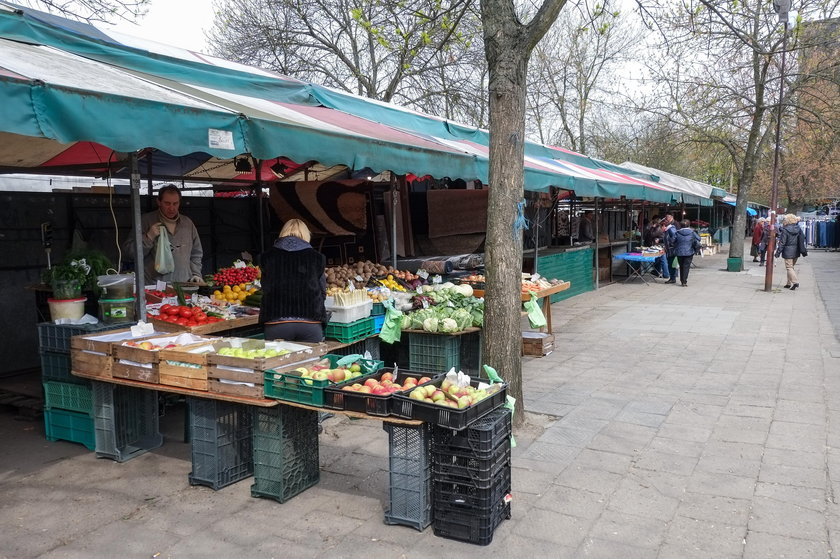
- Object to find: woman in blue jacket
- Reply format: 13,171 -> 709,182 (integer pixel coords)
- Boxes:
673,220 -> 702,287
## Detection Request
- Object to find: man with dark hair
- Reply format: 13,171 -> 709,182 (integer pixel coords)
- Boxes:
577,211 -> 595,243
127,184 -> 203,284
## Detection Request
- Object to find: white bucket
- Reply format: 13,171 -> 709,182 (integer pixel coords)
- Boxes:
47,297 -> 87,321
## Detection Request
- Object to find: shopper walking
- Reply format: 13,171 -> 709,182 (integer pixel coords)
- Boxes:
751,218 -> 765,262
662,214 -> 678,284
775,214 -> 808,290
673,219 -> 701,287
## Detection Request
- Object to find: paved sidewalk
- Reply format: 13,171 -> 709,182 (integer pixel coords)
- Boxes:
1,244 -> 840,558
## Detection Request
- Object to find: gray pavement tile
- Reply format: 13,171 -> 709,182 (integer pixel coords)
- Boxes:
538,424 -> 599,447
748,496 -> 827,539
513,456 -> 575,476
628,469 -> 691,500
491,532 -> 579,558
754,482 -> 827,513
606,476 -> 681,521
624,398 -> 676,416
666,402 -> 725,426
615,410 -> 668,428
660,515 -> 746,558
702,440 -> 765,462
647,436 -> 706,458
539,484 -> 609,519
632,449 -> 698,476
510,467 -> 559,496
657,543 -> 741,559
678,392 -> 731,407
677,492 -> 752,526
695,453 -> 762,478
524,397 -> 576,417
766,420 -> 826,452
557,413 -> 610,433
576,538 -> 657,559
567,448 -> 634,474
687,471 -> 757,500
562,398 -> 627,420
511,509 -> 593,548
723,402 -> 775,419
757,462 -> 827,489
763,447 -> 825,470
656,422 -> 714,444
555,464 -> 625,496
710,425 -> 769,446
586,510 -> 670,550
518,440 -> 582,466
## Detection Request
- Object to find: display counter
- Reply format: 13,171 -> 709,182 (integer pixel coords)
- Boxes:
525,247 -> 594,302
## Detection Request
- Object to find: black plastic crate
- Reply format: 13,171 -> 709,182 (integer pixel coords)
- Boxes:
432,440 -> 511,488
187,398 -> 253,490
38,322 -> 130,354
251,406 -> 320,503
391,377 -> 507,431
433,498 -> 511,546
434,464 -> 511,510
431,408 -> 511,456
92,382 -> 162,462
407,332 -> 460,374
328,336 -> 381,361
383,423 -> 432,531
323,368 -> 438,417
458,330 -> 483,375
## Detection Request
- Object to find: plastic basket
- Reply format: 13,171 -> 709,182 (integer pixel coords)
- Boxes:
92,381 -> 162,462
431,408 -> 511,456
323,368 -> 437,417
434,465 -> 511,510
41,350 -> 87,384
37,321 -> 130,354
383,423 -> 432,531
43,381 -> 93,414
187,398 -> 253,490
251,406 -> 320,503
391,378 -> 507,431
263,354 -> 383,407
44,408 -> 96,450
325,299 -> 373,323
433,498 -> 511,546
329,337 -> 381,360
458,330 -> 483,376
407,332 -> 460,374
324,316 -> 374,344
432,440 -> 511,488
372,314 -> 386,334
371,302 -> 385,316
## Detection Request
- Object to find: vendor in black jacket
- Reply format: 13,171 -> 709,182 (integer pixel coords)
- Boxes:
259,219 -> 327,342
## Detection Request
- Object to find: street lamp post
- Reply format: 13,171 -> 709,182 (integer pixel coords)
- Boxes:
765,0 -> 790,292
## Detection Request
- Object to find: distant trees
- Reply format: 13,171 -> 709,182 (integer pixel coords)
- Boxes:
16,0 -> 147,22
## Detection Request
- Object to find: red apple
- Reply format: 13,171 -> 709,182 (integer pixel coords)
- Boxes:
380,372 -> 394,382
363,378 -> 378,389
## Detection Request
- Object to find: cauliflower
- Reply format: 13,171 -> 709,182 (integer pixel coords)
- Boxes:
422,317 -> 439,333
440,317 -> 459,333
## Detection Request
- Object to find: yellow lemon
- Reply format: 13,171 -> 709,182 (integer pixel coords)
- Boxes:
233,285 -> 241,293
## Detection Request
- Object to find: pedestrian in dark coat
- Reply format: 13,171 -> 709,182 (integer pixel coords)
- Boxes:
775,214 -> 808,290
673,220 -> 701,287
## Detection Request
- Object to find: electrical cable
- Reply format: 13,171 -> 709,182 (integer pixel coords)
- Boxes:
106,158 -> 122,274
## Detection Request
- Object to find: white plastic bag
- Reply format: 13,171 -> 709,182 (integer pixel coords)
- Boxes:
155,226 -> 175,275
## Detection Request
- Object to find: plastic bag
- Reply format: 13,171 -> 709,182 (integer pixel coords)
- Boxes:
524,293 -> 547,329
379,300 -> 403,344
155,226 -> 175,275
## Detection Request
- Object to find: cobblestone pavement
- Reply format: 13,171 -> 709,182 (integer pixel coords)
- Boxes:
1,243 -> 839,558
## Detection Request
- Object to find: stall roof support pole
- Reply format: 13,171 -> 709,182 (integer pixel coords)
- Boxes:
390,179 -> 398,269
130,152 -> 146,318
594,197 -> 600,290
255,158 -> 265,254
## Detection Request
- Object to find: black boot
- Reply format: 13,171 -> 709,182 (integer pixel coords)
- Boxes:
790,283 -> 799,291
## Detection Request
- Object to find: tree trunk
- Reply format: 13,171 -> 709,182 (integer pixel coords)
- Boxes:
481,6 -> 530,428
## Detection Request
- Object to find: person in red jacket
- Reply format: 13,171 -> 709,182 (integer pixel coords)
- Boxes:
751,217 -> 765,262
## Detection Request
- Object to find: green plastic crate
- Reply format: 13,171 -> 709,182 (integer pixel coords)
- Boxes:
371,302 -> 385,316
408,332 -> 460,374
263,354 -> 383,406
251,406 -> 320,503
93,382 -> 162,462
43,381 -> 93,414
324,316 -> 374,344
44,408 -> 96,450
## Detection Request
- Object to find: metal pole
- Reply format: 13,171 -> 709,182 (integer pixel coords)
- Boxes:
390,179 -> 398,269
533,198 -> 540,275
594,197 -> 600,289
255,158 -> 265,254
130,153 -> 146,319
765,19 -> 789,292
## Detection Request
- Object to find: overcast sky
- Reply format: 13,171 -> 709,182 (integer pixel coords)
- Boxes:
100,0 -> 214,52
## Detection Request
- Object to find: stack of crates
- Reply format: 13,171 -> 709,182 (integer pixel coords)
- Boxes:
187,398 -> 254,490
38,322 -> 125,449
382,423 -> 432,531
92,381 -> 162,462
430,408 -> 512,545
251,406 -> 320,503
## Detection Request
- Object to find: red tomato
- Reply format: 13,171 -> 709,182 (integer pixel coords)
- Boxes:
160,304 -> 171,313
178,308 -> 193,318
193,312 -> 207,321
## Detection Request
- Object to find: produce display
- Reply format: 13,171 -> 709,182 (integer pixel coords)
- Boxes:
213,283 -> 260,304
292,361 -> 365,384
211,263 -> 260,287
395,283 -> 484,333
325,260 -> 422,290
216,347 -> 290,359
408,377 -> 503,408
123,340 -> 178,351
521,277 -> 564,295
340,371 -> 433,394
149,304 -> 227,327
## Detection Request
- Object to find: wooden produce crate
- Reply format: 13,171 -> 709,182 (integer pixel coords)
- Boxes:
522,332 -> 554,356
149,313 -> 259,335
71,328 -> 167,380
112,333 -> 216,385
208,367 -> 265,399
520,281 -> 571,302
158,340 -> 219,391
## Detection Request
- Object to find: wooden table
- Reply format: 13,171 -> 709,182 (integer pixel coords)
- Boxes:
521,282 -> 571,334
148,313 -> 260,335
